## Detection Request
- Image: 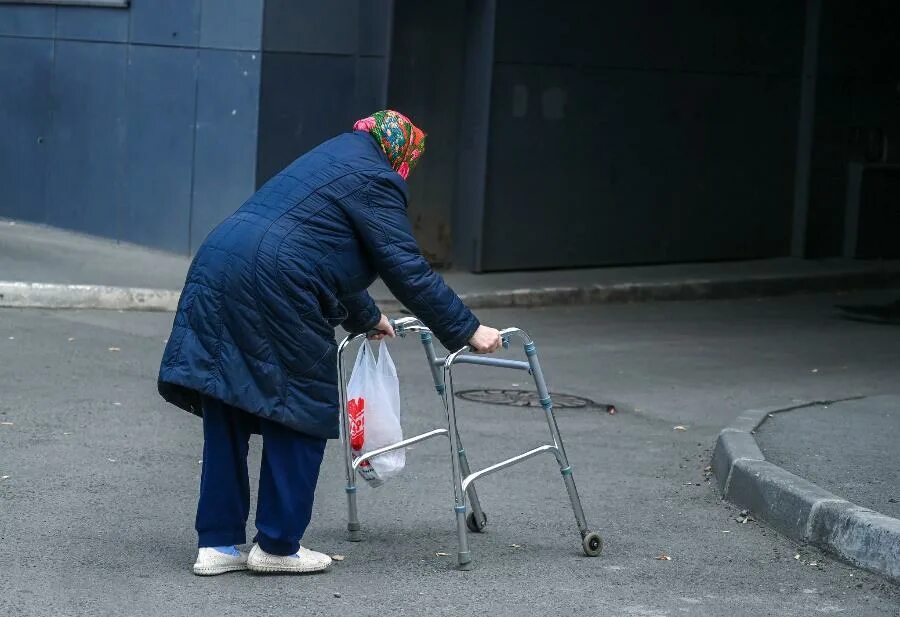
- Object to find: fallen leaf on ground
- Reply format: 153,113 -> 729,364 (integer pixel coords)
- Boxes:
434,552 -> 449,557
108,347 -> 121,352
673,425 -> 687,431
331,555 -> 345,561
655,554 -> 672,560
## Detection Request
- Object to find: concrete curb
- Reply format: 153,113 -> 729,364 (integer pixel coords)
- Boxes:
712,399 -> 900,584
2,263 -> 899,312
447,267 -> 900,311
377,266 -> 900,313
0,281 -> 178,311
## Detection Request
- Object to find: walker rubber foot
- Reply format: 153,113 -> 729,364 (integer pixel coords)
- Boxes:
457,552 -> 473,570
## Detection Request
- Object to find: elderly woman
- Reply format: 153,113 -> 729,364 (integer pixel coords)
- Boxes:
158,110 -> 501,576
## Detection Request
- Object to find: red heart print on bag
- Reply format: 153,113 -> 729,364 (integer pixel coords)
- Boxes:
348,397 -> 365,451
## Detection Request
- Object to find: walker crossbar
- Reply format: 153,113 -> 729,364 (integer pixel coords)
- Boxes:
351,428 -> 448,470
460,445 -> 560,492
433,355 -> 531,371
336,316 -> 603,568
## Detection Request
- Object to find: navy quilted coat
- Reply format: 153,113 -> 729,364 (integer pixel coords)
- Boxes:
158,131 -> 480,439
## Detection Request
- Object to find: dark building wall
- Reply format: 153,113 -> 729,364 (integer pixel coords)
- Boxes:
254,0 -> 392,185
387,2 -> 467,266
806,0 -> 900,257
479,1 -> 805,271
3,2 -> 896,268
0,0 -> 263,254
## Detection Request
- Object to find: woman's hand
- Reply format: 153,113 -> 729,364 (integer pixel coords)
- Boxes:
468,325 -> 502,354
367,314 -> 395,341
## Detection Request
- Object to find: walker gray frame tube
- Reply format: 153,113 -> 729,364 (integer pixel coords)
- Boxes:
336,316 -> 600,569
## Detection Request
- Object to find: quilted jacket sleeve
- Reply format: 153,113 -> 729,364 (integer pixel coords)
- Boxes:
340,290 -> 382,334
347,172 -> 480,351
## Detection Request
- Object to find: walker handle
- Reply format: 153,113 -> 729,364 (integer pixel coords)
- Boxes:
366,317 -> 416,338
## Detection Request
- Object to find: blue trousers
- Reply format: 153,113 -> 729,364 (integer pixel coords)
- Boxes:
196,396 -> 327,556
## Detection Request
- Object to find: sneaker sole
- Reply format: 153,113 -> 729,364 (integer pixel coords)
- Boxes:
192,563 -> 249,576
247,561 -> 330,574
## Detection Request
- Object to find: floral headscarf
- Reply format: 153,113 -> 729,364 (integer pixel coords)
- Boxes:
353,110 -> 426,179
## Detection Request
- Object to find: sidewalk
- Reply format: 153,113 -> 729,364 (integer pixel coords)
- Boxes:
758,397 -> 900,520
713,396 -> 900,584
2,218 -> 900,311
0,219 -> 190,289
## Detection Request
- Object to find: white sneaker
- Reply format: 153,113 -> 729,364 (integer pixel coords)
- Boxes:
247,543 -> 332,574
192,546 -> 249,576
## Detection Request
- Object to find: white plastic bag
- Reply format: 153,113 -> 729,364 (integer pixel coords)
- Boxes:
346,340 -> 404,487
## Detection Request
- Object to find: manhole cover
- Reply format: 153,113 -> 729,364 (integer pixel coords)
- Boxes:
455,388 -> 612,411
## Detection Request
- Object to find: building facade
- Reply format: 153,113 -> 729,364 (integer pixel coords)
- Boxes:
1,0 -> 897,270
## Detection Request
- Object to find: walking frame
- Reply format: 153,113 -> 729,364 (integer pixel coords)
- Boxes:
336,316 -> 603,569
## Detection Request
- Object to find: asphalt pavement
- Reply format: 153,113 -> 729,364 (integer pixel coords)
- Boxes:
2,292 -> 899,616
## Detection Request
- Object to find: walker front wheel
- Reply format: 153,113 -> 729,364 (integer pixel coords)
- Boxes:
582,531 -> 603,556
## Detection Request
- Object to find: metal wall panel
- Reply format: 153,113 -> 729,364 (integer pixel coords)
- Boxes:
387,1 -> 468,265
0,4 -> 55,37
56,5 -> 129,42
476,2 -> 804,270
358,0 -> 390,56
0,0 -> 264,254
493,1 -> 803,75
190,49 -> 260,251
121,44 -> 196,253
0,36 -> 52,223
481,65 -> 799,270
355,56 -> 386,118
255,52 -> 356,184
255,0 -> 393,186
199,0 -> 263,51
129,0 -> 200,47
44,40 -> 127,239
262,0 -> 357,54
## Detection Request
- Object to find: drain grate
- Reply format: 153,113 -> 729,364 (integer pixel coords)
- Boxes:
455,388 -> 613,412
